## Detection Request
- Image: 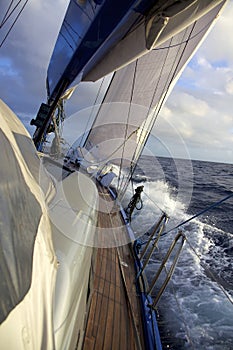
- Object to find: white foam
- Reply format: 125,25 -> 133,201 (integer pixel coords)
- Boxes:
128,179 -> 233,348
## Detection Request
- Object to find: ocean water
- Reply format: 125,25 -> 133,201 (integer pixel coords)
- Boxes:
123,156 -> 233,349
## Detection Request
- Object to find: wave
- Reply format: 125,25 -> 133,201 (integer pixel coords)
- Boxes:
125,178 -> 233,349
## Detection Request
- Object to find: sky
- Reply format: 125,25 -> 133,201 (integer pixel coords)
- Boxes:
0,0 -> 233,164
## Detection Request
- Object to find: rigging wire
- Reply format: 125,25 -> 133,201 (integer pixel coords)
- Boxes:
79,127 -> 139,166
143,190 -> 165,214
142,192 -> 233,246
118,33 -> 173,195
121,23 -> 196,197
0,0 -> 14,28
0,0 -> 29,48
0,0 -> 21,28
83,72 -> 116,149
161,192 -> 233,237
118,32 -> 174,197
79,76 -> 106,147
117,59 -> 138,194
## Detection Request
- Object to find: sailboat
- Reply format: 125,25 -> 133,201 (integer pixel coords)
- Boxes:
0,1 -> 230,349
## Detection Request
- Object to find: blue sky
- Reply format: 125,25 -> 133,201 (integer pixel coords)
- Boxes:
0,0 -> 232,164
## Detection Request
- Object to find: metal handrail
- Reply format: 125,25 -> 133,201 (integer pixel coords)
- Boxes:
140,213 -> 168,260
137,213 -> 168,279
147,231 -> 186,309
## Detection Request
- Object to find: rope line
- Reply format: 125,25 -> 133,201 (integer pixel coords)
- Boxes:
143,190 -> 165,213
79,76 -> 105,147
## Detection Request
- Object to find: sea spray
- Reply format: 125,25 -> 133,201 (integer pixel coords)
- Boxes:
125,156 -> 233,349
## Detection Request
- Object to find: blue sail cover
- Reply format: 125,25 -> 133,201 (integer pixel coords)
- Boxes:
47,0 -> 226,104
47,0 -> 145,101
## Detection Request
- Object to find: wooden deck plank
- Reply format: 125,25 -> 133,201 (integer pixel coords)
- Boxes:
82,186 -> 145,350
83,291 -> 98,342
95,294 -> 109,350
83,336 -> 95,350
91,292 -> 102,339
109,250 -> 116,301
111,296 -> 121,350
119,287 -> 128,350
103,297 -> 115,350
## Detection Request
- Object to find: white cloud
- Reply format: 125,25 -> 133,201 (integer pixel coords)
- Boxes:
154,1 -> 233,163
196,57 -> 211,69
198,1 -> 233,64
225,78 -> 233,94
0,0 -> 232,164
0,0 -> 68,115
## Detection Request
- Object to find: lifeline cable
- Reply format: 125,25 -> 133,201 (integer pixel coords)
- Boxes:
143,190 -> 165,214
0,0 -> 29,48
161,191 -> 233,236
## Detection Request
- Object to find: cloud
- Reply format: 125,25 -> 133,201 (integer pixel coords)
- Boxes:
154,1 -> 233,163
225,78 -> 233,94
0,0 -> 68,116
0,0 -> 232,164
156,85 -> 233,163
198,1 -> 233,65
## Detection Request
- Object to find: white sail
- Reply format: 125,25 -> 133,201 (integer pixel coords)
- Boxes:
0,99 -> 56,348
83,2 -> 225,194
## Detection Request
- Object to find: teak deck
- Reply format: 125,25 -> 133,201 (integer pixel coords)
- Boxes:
82,186 -> 145,350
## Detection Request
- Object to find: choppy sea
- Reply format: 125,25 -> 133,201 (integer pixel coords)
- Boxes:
122,156 -> 233,349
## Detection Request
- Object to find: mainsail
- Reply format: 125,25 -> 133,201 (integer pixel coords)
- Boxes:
82,3 -> 224,195
33,0 -> 226,149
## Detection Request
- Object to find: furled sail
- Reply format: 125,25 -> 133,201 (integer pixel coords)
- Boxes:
82,2 -> 225,195
0,100 -> 56,348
